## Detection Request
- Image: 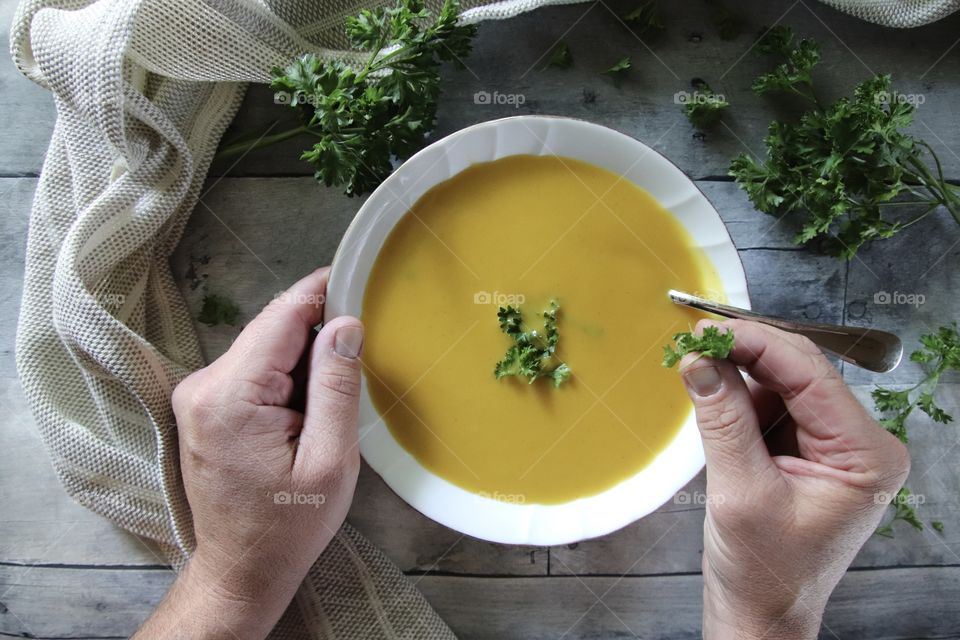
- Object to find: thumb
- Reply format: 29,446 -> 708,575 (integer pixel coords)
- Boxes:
680,355 -> 777,489
298,316 -> 364,474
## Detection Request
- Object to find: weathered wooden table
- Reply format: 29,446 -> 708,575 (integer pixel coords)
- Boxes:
2,1 -> 959,637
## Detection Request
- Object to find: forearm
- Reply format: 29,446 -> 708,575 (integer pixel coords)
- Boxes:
134,553 -> 299,640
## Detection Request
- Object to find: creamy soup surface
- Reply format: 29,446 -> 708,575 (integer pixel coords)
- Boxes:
362,155 -> 723,504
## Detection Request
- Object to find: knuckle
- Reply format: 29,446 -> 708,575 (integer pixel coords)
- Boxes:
860,430 -> 911,492
312,368 -> 361,399
794,334 -> 819,354
172,370 -> 214,423
882,437 -> 911,488
698,400 -> 745,438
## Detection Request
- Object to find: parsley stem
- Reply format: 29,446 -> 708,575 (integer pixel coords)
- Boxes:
216,125 -> 311,160
899,202 -> 942,229
906,152 -> 960,226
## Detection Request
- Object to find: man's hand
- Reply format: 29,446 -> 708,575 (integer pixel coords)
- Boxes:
680,319 -> 910,640
136,267 -> 363,639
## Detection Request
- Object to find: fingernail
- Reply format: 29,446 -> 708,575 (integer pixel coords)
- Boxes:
334,326 -> 363,359
683,365 -> 722,397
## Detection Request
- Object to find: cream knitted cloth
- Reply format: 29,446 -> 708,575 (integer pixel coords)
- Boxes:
11,0 -> 958,639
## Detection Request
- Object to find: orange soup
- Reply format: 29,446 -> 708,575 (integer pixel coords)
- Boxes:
361,155 -> 722,504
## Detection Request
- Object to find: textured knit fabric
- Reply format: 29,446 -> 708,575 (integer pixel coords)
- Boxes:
823,0 -> 959,26
10,0 -> 958,638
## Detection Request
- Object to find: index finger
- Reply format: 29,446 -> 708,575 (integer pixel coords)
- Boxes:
696,319 -> 876,448
228,267 -> 330,375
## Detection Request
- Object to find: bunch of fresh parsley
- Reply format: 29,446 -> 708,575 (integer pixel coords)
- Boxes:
223,0 -> 476,196
494,301 -> 572,388
662,326 -> 735,368
730,27 -> 960,259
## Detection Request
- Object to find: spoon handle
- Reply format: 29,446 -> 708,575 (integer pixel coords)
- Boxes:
667,290 -> 903,373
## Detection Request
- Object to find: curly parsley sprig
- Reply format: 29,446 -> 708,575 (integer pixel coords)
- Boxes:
730,27 -> 960,259
494,301 -> 572,389
218,0 -> 476,196
662,326 -> 735,368
873,323 -> 960,443
871,324 -> 959,537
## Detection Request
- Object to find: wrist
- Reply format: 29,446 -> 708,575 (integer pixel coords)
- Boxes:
702,584 -> 823,640
171,548 -> 303,639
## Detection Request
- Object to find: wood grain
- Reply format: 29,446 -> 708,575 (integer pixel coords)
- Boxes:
3,565 -> 959,639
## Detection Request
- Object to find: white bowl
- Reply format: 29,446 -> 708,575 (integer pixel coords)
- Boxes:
326,116 -> 750,545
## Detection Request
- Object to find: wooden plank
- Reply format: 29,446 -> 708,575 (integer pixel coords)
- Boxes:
0,2 -> 57,177
3,565 -> 959,639
0,377 -> 170,567
213,1 -> 960,180
843,208 -> 960,387
419,568 -> 960,640
0,179 -> 35,379
0,565 -> 173,639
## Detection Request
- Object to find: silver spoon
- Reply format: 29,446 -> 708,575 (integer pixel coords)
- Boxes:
668,290 -> 903,373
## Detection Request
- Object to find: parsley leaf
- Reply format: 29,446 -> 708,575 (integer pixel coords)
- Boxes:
198,294 -> 241,327
704,0 -> 745,40
751,35 -> 821,102
602,57 -> 632,88
662,326 -> 735,368
543,41 -> 573,69
683,80 -> 730,130
875,487 -> 925,538
221,0 -> 476,196
622,1 -> 664,36
755,25 -> 794,55
494,300 -> 572,388
731,28 -> 960,259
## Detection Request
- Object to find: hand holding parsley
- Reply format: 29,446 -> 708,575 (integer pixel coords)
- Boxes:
677,319 -> 910,639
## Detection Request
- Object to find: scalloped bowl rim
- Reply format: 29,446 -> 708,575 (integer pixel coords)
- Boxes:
325,116 -> 750,545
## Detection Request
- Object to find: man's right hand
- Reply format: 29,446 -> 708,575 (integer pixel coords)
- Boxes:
678,319 -> 910,640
